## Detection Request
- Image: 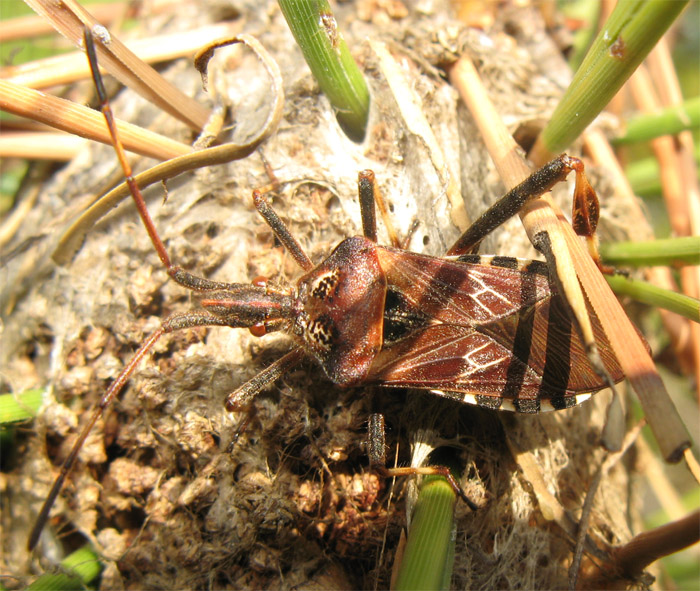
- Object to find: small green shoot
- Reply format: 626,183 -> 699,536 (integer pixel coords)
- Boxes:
27,545 -> 103,590
395,474 -> 457,591
532,0 -> 690,160
606,274 -> 699,322
0,389 -> 44,424
614,97 -> 700,145
278,0 -> 370,141
600,237 -> 700,268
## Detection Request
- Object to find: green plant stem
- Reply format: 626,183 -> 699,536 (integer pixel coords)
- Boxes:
625,146 -> 700,197
27,545 -> 103,590
278,0 -> 370,141
600,237 -> 700,267
606,274 -> 699,322
532,0 -> 689,160
395,475 -> 457,591
613,97 -> 700,145
0,389 -> 43,424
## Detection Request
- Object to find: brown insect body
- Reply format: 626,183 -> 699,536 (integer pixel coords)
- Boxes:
27,28 -> 626,552
198,234 -> 621,413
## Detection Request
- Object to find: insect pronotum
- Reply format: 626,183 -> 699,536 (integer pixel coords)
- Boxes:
28,26 -> 626,551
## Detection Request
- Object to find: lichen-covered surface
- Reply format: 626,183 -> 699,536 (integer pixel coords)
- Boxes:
2,2 -> 652,589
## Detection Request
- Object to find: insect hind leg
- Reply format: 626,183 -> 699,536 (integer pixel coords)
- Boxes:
366,413 -> 478,511
446,155 -> 597,257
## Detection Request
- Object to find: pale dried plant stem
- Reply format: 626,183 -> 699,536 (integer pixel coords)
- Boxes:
448,56 -> 690,463
629,62 -> 700,401
637,435 -> 688,519
24,0 -> 209,132
369,39 -> 468,230
631,67 -> 689,234
647,40 -> 700,401
1,23 -> 241,90
0,132 -> 84,161
583,131 -> 695,372
0,79 -> 192,161
0,1 -> 129,42
52,33 -> 285,266
504,437 -> 577,536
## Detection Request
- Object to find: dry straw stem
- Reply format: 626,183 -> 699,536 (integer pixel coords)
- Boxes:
630,66 -> 691,236
504,436 -> 577,536
584,131 -> 697,373
0,23 -> 240,90
24,0 -> 210,132
647,38 -> 700,401
630,59 -> 700,398
0,79 -> 192,160
0,1 -> 128,42
0,132 -> 84,161
369,39 -> 467,231
448,56 -> 689,464
52,33 -> 285,265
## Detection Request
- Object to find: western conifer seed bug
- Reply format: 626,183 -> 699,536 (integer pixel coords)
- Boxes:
28,26 -> 627,554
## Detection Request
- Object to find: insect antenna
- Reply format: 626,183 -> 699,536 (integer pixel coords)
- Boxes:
28,26 -> 243,550
83,25 -> 173,272
28,328 -> 162,550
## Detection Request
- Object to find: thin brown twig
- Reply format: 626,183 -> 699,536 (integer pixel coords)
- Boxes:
24,0 -> 210,131
1,23 -> 241,90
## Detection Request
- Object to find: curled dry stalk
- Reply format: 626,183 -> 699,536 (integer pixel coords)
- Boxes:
53,33 -> 285,265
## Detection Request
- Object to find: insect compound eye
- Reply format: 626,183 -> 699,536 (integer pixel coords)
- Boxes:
249,323 -> 267,337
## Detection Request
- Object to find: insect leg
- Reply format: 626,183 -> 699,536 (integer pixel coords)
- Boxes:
447,155 -> 589,256
252,190 -> 314,271
224,346 -> 306,411
84,27 -> 174,273
366,414 -> 478,511
358,171 -> 378,243
358,170 -> 401,247
367,412 -> 387,466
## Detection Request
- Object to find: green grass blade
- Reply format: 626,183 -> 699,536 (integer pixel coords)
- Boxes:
625,146 -> 700,197
394,475 -> 457,591
614,96 -> 700,145
600,237 -> 700,267
278,0 -> 370,141
0,389 -> 44,424
533,0 -> 689,159
27,545 -> 103,590
606,274 -> 700,322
